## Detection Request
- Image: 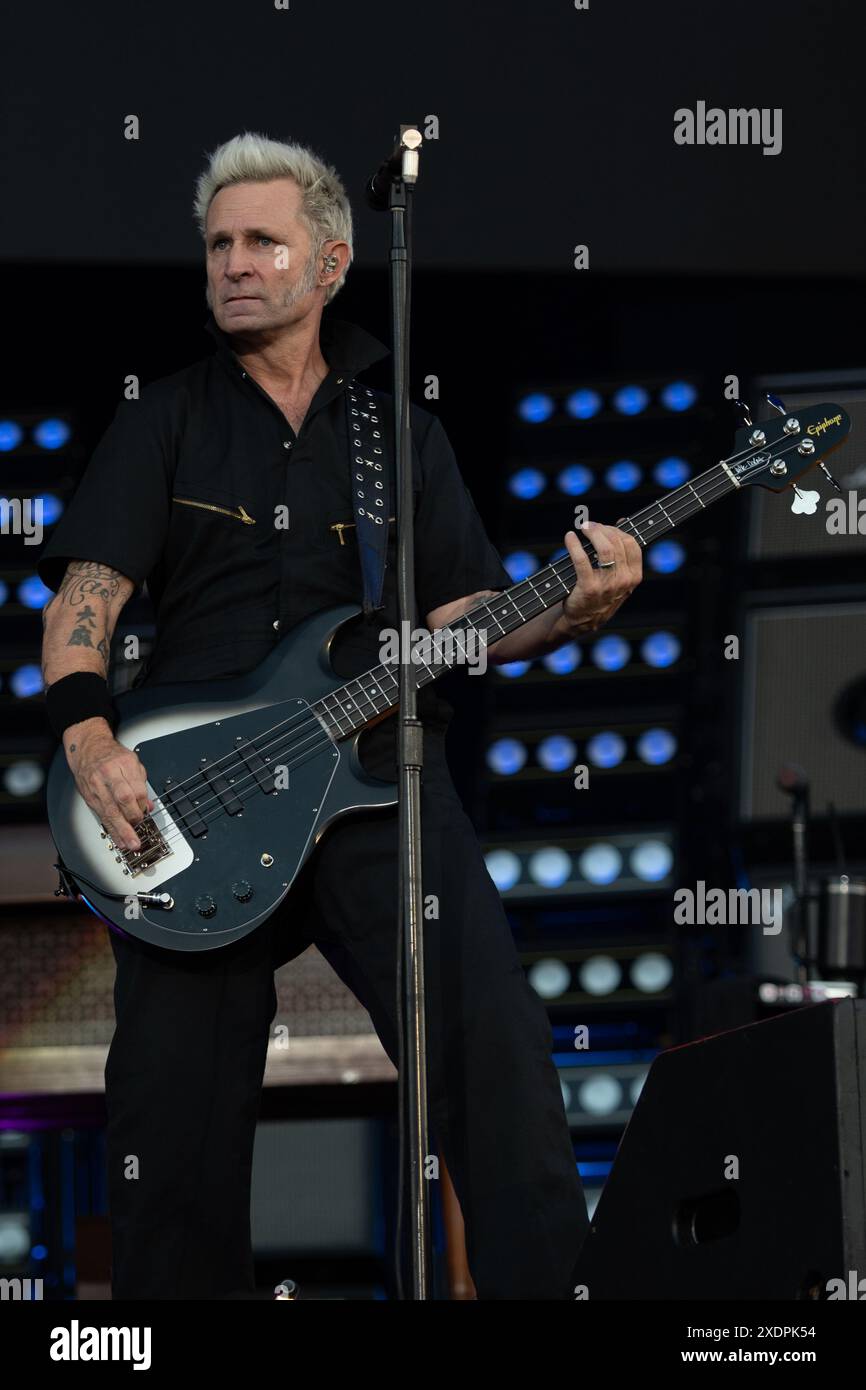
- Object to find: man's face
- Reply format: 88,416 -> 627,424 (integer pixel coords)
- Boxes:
205,178 -> 322,336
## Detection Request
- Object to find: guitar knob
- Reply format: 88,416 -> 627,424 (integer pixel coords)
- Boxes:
232,880 -> 253,903
195,894 -> 217,918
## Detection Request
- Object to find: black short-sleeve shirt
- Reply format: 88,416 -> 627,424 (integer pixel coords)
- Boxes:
38,313 -> 511,776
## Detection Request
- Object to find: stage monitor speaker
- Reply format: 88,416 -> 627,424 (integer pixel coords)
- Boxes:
739,599 -> 866,821
749,374 -> 866,562
250,1117 -> 382,1256
572,999 -> 866,1299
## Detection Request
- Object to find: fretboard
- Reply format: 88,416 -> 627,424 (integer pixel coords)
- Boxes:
313,457 -> 738,740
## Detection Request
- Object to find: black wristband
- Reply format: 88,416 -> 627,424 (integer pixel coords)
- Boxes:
46,672 -> 117,740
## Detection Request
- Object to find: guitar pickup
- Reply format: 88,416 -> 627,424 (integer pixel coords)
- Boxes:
202,764 -> 244,815
162,788 -> 208,838
237,743 -> 276,794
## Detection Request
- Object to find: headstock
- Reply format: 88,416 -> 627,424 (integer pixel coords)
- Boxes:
728,397 -> 850,498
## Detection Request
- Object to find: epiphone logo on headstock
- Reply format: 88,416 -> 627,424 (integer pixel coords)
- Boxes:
808,413 -> 843,437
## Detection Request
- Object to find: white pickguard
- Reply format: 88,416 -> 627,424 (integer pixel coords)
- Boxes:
69,694 -> 277,896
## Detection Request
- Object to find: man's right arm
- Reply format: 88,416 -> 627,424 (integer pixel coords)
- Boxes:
42,561 -> 152,852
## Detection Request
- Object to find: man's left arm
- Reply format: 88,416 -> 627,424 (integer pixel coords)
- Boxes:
426,521 -> 643,663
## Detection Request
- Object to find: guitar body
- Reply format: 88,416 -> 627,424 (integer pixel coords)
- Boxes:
47,605 -> 398,951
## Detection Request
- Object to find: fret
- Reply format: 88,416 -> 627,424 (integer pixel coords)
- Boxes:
687,482 -> 705,509
349,677 -> 379,721
619,516 -> 645,546
318,692 -> 350,737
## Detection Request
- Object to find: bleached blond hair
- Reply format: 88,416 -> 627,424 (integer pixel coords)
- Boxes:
193,132 -> 354,304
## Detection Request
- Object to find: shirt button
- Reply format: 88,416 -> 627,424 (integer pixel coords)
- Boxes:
273,619 -> 280,631
283,440 -> 292,449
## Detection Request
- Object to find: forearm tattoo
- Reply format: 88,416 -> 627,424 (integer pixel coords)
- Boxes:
56,561 -> 124,669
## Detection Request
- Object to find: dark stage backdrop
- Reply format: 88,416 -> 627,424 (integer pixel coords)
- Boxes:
1,0 -> 863,276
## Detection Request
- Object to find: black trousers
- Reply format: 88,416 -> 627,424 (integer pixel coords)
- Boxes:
104,749 -> 589,1299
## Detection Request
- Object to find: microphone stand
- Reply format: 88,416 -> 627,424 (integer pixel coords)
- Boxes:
778,766 -> 811,983
377,126 -> 431,1300
790,783 -> 810,982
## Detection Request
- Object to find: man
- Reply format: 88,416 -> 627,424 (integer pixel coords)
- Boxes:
39,132 -> 642,1300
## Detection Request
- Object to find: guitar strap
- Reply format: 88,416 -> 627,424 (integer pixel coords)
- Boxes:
344,379 -> 390,614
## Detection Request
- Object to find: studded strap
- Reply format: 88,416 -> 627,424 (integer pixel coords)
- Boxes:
345,379 -> 390,614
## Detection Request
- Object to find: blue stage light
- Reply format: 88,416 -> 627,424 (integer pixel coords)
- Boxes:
612,385 -> 649,417
578,954 -> 622,996
34,494 -> 64,525
591,634 -> 631,671
578,1076 -> 624,1117
578,843 -> 623,885
537,734 -> 577,772
631,951 -> 673,993
641,631 -> 681,668
17,575 -> 53,609
653,455 -> 691,488
11,664 -> 44,698
604,460 -> 642,493
636,727 -> 678,766
33,418 -> 71,449
486,738 -> 528,776
630,840 -> 674,882
556,463 -> 594,496
0,579 -> 8,606
565,388 -> 602,420
528,847 -> 572,889
586,731 -> 627,769
0,420 -> 23,452
485,849 -> 522,892
503,550 -> 539,583
529,958 -> 571,1000
647,539 -> 685,574
517,392 -> 555,424
508,467 -> 546,500
496,660 -> 532,679
4,761 -> 45,795
542,642 -> 581,674
660,380 -> 697,412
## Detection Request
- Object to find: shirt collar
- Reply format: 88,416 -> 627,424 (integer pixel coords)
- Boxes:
203,310 -> 390,378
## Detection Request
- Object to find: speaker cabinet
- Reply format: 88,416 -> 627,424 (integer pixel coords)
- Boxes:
739,600 -> 866,820
573,1000 -> 866,1298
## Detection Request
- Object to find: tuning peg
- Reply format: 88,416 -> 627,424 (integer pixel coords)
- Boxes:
765,392 -> 788,417
818,461 -> 843,493
734,399 -> 753,427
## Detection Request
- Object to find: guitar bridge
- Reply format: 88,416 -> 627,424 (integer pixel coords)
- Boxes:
105,815 -> 170,877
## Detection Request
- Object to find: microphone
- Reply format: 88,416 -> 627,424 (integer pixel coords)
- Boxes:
365,126 -> 423,211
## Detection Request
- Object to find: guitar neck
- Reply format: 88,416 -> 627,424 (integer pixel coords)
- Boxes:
313,457 -> 740,740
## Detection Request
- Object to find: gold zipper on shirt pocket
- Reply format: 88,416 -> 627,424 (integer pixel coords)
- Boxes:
330,516 -> 396,545
173,496 -> 256,525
